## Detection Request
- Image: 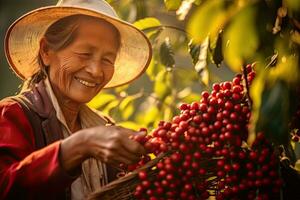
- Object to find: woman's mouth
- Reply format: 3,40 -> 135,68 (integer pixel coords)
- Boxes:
74,77 -> 99,88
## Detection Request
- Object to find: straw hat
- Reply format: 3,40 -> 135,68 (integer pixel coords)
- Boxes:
5,0 -> 152,88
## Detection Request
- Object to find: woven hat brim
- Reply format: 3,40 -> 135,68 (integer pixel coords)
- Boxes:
5,6 -> 152,88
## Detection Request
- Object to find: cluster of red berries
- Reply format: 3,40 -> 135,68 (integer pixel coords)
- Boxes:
211,132 -> 282,200
125,64 -> 282,200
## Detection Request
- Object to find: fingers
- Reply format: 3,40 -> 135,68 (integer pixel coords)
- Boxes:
112,153 -> 139,166
106,126 -> 147,163
121,139 -> 146,156
87,125 -> 147,164
114,126 -> 147,155
100,147 -> 140,166
107,154 -> 133,166
117,146 -> 141,163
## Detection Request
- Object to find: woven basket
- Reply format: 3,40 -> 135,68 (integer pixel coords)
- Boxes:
87,152 -> 168,200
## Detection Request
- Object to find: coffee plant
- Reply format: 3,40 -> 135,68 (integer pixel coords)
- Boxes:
87,0 -> 300,198
1,0 -> 299,199
120,64 -> 282,200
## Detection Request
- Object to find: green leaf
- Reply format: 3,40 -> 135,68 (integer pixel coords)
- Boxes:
187,0 -> 227,43
164,0 -> 182,11
255,80 -> 290,145
269,55 -> 299,84
188,40 -> 201,65
194,37 -> 210,86
102,99 -> 120,116
121,102 -> 134,120
154,70 -> 172,100
119,95 -> 138,120
268,41 -> 300,84
87,93 -> 116,109
180,92 -> 201,104
135,0 -> 147,20
159,38 -> 175,68
177,88 -> 201,110
193,0 -> 202,6
163,105 -> 174,121
133,17 -> 161,31
223,5 -> 259,72
137,106 -> 160,128
248,68 -> 267,145
212,31 -> 224,67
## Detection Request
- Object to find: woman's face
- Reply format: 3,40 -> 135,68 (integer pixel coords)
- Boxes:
45,18 -> 119,104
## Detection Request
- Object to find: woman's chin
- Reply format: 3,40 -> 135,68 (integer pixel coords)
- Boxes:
65,82 -> 104,104
68,91 -> 97,104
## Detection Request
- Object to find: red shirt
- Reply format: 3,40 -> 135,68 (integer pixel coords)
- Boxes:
0,99 -> 75,199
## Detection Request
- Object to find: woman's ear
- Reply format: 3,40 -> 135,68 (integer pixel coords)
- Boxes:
39,38 -> 51,66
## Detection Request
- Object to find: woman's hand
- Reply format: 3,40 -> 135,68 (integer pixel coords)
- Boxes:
84,125 -> 146,165
59,125 -> 146,173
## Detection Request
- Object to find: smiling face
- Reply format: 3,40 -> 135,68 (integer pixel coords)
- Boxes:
40,16 -> 120,104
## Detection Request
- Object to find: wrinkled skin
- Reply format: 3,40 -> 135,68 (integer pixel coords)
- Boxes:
41,17 -> 118,104
40,17 -> 146,172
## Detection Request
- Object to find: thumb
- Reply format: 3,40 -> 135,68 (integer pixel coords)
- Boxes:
134,130 -> 147,137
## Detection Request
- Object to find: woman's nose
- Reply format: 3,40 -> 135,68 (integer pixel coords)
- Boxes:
85,59 -> 104,78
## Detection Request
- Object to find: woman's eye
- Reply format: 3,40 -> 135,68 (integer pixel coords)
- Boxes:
103,58 -> 114,64
76,52 -> 92,57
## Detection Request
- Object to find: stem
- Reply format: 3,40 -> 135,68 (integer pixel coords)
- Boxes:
242,64 -> 253,109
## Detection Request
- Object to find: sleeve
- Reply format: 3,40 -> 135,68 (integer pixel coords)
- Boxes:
0,100 -> 77,199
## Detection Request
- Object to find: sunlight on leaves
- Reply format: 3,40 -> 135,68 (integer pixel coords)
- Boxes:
248,68 -> 266,145
137,106 -> 160,128
87,93 -> 116,109
187,0 -> 227,43
223,6 -> 259,72
163,105 -> 173,121
154,70 -> 172,100
177,87 -> 201,103
119,96 -> 138,120
164,0 -> 182,11
102,99 -> 120,116
223,5 -> 259,72
146,58 -> 164,81
269,54 -> 299,84
133,17 -> 161,30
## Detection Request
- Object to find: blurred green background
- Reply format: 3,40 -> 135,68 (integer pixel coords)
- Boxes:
0,0 -> 56,98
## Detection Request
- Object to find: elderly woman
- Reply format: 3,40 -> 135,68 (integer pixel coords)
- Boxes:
0,0 -> 151,199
